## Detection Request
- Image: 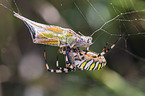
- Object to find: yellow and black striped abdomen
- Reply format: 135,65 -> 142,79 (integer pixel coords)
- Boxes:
74,51 -> 106,70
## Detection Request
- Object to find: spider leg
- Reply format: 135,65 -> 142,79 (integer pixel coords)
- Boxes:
56,48 -> 73,71
44,47 -> 72,73
56,48 -> 61,69
100,36 -> 121,55
55,47 -> 71,70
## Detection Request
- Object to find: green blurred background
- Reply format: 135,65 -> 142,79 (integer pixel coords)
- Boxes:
0,0 -> 145,96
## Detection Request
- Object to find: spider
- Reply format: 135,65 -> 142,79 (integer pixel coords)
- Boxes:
0,2 -> 125,73
44,37 -> 121,73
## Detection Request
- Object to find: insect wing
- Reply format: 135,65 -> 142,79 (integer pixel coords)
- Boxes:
14,13 -> 77,47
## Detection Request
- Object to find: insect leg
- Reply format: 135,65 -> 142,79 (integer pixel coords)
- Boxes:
66,48 -> 76,71
60,47 -> 76,71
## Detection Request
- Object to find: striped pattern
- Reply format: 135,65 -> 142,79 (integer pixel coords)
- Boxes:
74,50 -> 106,70
72,37 -> 121,71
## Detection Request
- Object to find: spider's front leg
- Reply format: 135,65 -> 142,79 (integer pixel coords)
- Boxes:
100,36 -> 121,55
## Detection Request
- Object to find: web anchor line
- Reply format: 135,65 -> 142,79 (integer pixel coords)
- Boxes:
91,9 -> 145,36
116,18 -> 145,22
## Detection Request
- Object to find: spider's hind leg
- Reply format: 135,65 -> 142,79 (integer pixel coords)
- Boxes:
44,48 -> 72,73
44,50 -> 71,73
56,48 -> 74,72
57,47 -> 76,71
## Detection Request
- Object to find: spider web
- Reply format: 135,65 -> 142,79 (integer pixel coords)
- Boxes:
1,0 -> 145,75
58,0 -> 145,77
1,0 -> 145,95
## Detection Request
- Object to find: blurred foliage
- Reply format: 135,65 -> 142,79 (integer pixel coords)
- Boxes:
0,0 -> 145,96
